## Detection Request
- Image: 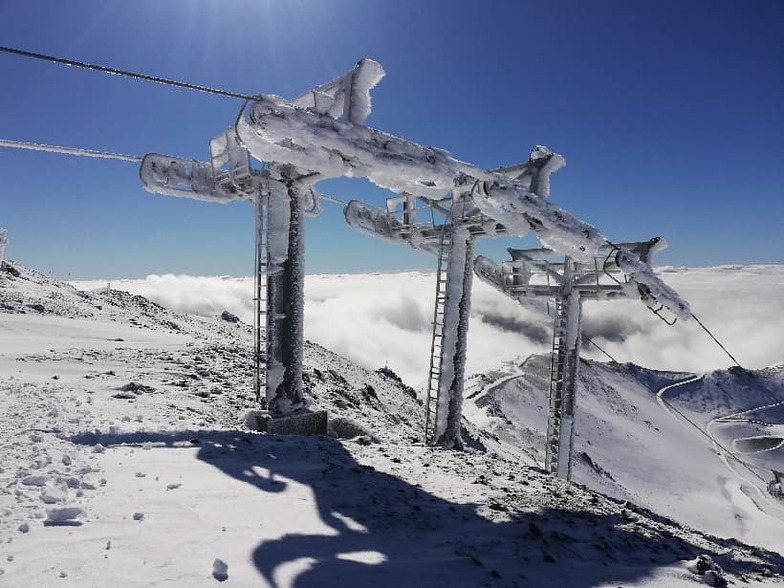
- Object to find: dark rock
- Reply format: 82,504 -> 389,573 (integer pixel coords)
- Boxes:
118,382 -> 155,394
2,262 -> 20,277
220,310 -> 240,323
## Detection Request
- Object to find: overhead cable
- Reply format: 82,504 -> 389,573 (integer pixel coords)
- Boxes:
690,312 -> 743,368
658,379 -> 766,483
317,193 -> 348,206
585,337 -> 618,363
0,137 -> 142,162
0,45 -> 257,101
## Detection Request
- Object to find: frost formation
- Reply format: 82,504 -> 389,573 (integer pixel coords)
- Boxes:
139,56 -> 690,439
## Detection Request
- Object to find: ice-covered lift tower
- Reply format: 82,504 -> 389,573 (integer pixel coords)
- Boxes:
341,147 -> 564,448
474,239 -> 684,479
139,59 -> 383,419
344,186 -> 506,448
232,58 -> 689,444
140,57 -> 689,441
140,131 -> 321,417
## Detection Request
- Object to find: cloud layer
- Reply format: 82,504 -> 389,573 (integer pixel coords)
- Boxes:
74,265 -> 784,387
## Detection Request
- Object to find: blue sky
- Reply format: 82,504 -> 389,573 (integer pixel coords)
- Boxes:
0,0 -> 782,279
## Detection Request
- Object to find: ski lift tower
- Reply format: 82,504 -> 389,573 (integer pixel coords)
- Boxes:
140,129 -> 321,419
341,146 -> 567,448
475,238 -> 682,479
344,190 -> 506,448
139,58 -> 382,422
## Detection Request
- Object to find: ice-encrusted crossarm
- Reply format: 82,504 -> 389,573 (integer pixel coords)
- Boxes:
615,245 -> 690,321
236,97 -> 606,250
236,90 -> 689,320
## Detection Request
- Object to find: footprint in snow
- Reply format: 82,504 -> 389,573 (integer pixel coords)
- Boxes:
40,487 -> 66,504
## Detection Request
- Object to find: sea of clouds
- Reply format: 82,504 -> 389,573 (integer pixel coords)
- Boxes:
74,265 -> 784,388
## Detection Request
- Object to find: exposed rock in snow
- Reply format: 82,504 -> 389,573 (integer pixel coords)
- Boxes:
220,310 -> 239,323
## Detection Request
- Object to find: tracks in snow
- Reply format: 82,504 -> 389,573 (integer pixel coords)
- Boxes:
655,374 -> 784,520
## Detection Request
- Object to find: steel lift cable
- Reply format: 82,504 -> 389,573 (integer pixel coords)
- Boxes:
585,337 -> 618,363
0,45 -> 255,101
0,138 -> 142,162
658,381 -> 768,484
690,311 -> 743,368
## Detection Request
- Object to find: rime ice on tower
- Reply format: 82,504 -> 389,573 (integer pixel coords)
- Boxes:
139,59 -> 384,420
140,56 -> 689,451
474,238 -> 688,479
345,188 -> 505,448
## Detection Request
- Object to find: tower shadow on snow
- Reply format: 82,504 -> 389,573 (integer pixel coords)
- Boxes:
71,429 -> 784,587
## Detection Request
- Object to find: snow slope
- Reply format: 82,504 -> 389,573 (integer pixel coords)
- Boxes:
1,260 -> 783,587
466,354 -> 784,556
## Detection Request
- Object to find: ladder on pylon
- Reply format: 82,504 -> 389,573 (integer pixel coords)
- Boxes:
253,192 -> 270,404
424,225 -> 452,445
545,296 -> 569,474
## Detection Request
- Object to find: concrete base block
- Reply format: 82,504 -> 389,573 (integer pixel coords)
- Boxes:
267,410 -> 328,436
244,409 -> 270,432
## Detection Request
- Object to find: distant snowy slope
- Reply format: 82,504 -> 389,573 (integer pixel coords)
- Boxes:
466,355 -> 784,554
0,259 -> 243,341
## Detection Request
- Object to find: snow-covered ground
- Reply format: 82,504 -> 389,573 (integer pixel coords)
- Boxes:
2,259 -> 784,587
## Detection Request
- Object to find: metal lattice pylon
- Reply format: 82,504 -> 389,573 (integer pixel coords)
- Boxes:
544,280 -> 581,479
474,243 -> 676,480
